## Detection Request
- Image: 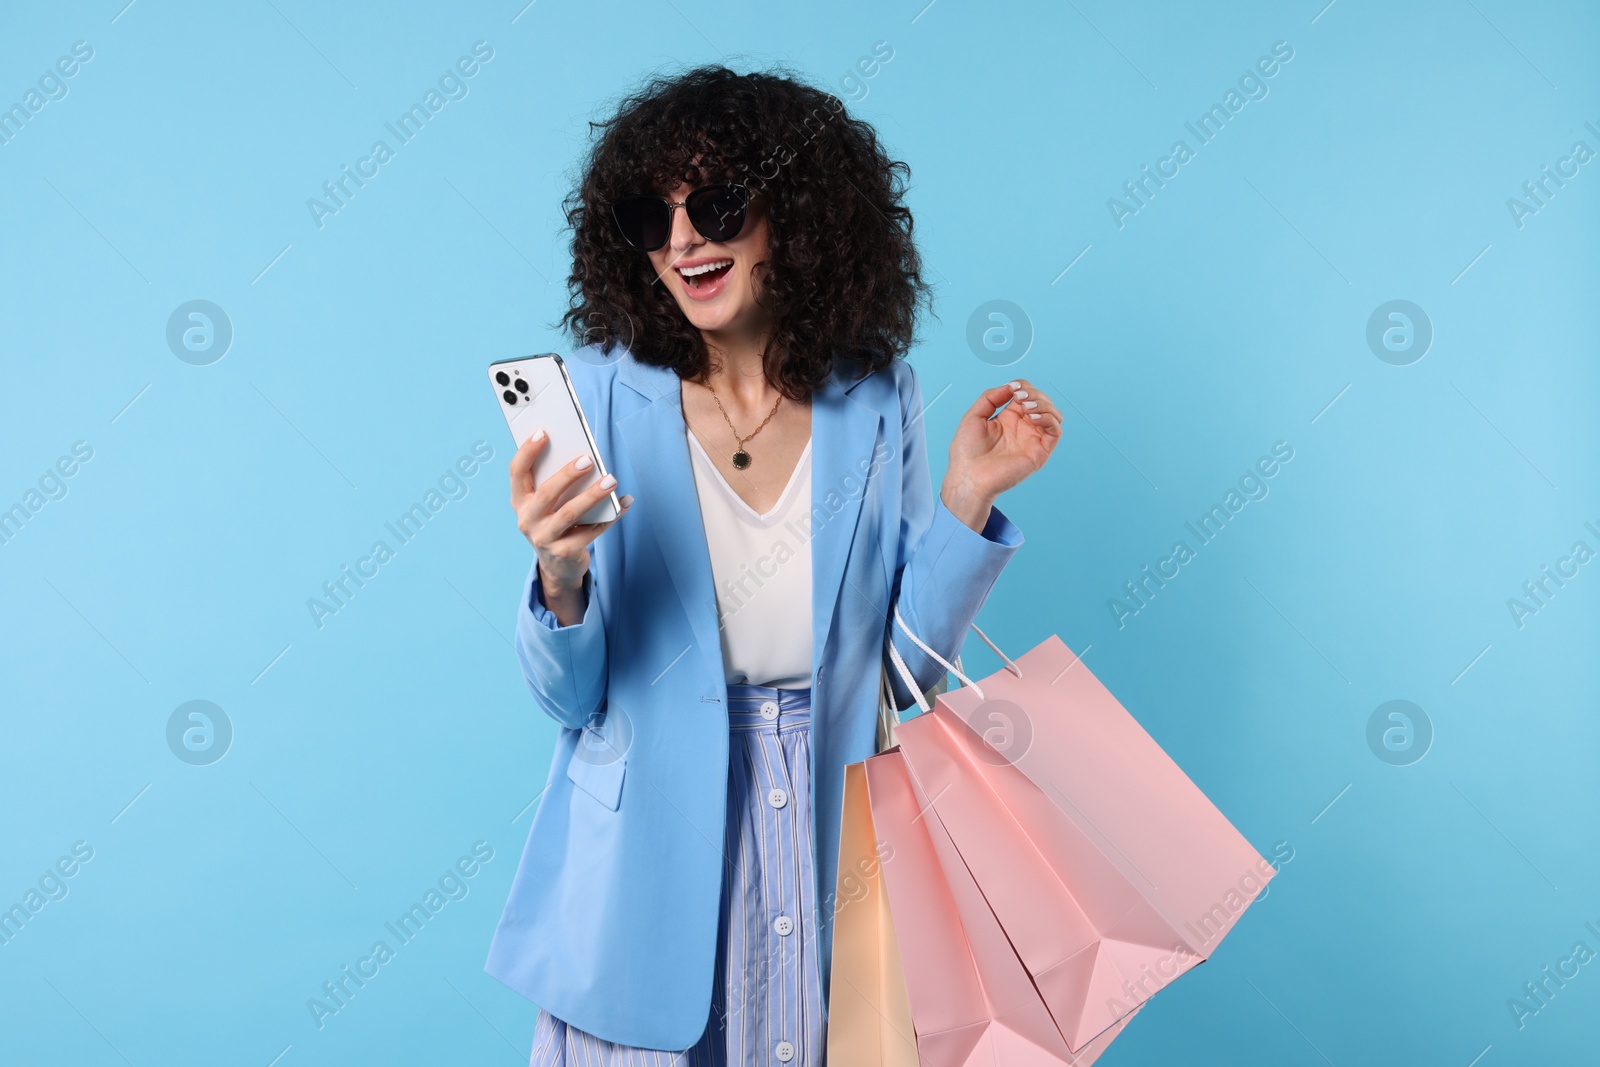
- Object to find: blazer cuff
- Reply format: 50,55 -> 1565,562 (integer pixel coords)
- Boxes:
516,565 -> 606,725
928,495 -> 1024,563
527,566 -> 593,630
922,496 -> 1022,614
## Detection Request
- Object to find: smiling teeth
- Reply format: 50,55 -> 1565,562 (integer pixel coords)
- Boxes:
677,259 -> 732,277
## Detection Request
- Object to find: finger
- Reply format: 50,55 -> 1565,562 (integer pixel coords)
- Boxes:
1009,385 -> 1061,424
541,471 -> 622,538
1025,410 -> 1065,438
552,493 -> 633,550
530,454 -> 603,514
963,382 -> 1024,422
509,431 -> 549,505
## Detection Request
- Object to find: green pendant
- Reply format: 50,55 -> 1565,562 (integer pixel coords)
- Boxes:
732,449 -> 751,470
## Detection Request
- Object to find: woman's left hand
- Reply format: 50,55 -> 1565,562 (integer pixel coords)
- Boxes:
941,379 -> 1063,531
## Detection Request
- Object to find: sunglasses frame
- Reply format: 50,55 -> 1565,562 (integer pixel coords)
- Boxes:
611,182 -> 751,253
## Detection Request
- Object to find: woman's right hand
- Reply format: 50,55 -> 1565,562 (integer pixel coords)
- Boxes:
509,430 -> 632,617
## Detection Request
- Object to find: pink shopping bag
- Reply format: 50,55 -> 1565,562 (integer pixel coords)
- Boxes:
887,612 -> 1276,1053
862,747 -> 1137,1065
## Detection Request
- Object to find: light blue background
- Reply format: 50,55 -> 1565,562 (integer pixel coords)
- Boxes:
2,0 -> 1597,1063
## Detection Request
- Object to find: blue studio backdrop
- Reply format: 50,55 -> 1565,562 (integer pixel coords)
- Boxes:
2,1 -> 1597,1064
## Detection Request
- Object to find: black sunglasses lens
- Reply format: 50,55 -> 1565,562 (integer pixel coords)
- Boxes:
686,184 -> 748,242
613,197 -> 669,251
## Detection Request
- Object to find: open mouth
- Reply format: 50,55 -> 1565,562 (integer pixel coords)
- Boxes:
676,258 -> 734,291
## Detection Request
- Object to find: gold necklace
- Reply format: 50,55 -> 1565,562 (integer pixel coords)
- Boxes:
703,379 -> 783,470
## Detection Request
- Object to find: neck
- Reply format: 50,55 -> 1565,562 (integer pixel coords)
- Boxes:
699,326 -> 774,403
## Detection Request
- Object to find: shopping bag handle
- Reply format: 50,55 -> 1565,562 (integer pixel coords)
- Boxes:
968,622 -> 1024,680
889,607 -> 1024,716
888,606 -> 988,717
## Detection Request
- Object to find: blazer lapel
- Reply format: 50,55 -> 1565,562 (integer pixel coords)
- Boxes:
809,362 -> 884,675
615,357 -> 726,681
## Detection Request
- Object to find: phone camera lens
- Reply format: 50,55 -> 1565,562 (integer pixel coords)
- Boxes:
503,390 -> 518,404
495,371 -> 510,386
514,378 -> 529,394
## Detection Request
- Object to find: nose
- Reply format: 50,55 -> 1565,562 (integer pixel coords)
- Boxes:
667,198 -> 702,256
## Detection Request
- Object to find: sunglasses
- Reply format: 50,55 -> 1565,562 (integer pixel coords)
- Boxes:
611,183 -> 750,252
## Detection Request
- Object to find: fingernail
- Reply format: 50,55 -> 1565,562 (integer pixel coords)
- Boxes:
1029,412 -> 1042,420
599,474 -> 616,489
621,494 -> 635,506
575,455 -> 593,470
531,429 -> 547,441
1023,400 -> 1038,409
1015,390 -> 1029,399
1008,380 -> 1021,389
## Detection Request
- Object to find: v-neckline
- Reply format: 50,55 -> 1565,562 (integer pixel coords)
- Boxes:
687,429 -> 812,524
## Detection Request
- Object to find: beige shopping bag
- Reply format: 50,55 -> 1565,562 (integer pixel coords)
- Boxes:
825,762 -> 918,1067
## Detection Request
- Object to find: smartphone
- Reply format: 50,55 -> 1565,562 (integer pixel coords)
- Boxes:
490,354 -> 621,525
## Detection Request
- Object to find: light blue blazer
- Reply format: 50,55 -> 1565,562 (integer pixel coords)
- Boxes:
484,344 -> 1023,1049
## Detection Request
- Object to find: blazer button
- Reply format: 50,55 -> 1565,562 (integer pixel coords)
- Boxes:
760,700 -> 780,720
767,788 -> 788,809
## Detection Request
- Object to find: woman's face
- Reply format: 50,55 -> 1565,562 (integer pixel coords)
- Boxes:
645,181 -> 772,341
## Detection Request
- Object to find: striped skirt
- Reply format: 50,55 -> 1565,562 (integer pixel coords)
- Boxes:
529,683 -> 827,1066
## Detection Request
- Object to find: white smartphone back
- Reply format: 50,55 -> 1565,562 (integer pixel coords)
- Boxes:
490,354 -> 620,525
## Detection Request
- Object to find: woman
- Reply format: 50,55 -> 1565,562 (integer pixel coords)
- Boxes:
485,66 -> 1062,1064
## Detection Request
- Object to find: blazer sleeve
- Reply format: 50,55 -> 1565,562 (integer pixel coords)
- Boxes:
514,560 -> 609,730
883,362 -> 1025,710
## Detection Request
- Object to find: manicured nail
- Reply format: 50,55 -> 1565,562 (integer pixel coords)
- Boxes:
1014,390 -> 1029,399
621,494 -> 634,506
575,454 -> 593,470
1023,400 -> 1038,409
531,429 -> 547,441
599,474 -> 616,489
1008,380 -> 1021,390
1028,412 -> 1043,420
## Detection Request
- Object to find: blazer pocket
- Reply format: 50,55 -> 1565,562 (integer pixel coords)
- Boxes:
566,744 -> 626,811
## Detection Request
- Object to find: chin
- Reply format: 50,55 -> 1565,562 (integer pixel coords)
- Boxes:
671,282 -> 755,333
681,305 -> 739,332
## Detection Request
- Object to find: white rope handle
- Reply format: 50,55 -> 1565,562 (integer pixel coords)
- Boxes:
885,635 -> 923,720
878,660 -> 899,733
969,622 -> 1024,679
887,606 -> 985,717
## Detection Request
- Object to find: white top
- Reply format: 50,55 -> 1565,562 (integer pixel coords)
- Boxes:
687,429 -> 815,688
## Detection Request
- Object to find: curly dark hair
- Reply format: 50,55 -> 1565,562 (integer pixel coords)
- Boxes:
560,65 -> 931,401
